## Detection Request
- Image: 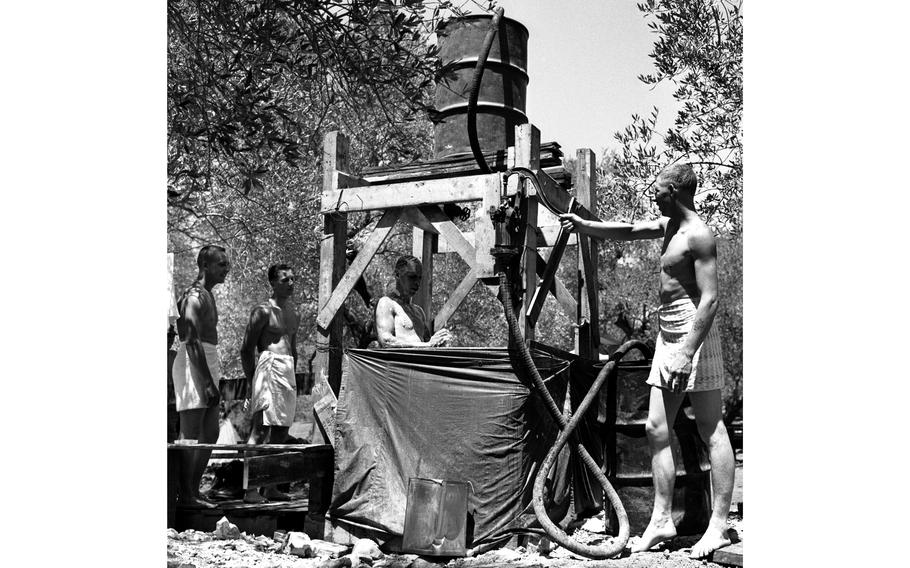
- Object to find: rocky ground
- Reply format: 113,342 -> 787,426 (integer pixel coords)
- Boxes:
167,508 -> 742,568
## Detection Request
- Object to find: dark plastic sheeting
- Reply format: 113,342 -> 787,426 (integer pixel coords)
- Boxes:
329,345 -> 605,547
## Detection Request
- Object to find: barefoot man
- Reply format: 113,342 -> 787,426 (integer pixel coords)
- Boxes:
172,245 -> 230,507
559,163 -> 734,559
375,255 -> 452,347
240,263 -> 299,503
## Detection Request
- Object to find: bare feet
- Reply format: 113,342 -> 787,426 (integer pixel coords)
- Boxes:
630,517 -> 677,553
177,496 -> 218,509
689,527 -> 731,559
243,488 -> 269,504
263,487 -> 293,501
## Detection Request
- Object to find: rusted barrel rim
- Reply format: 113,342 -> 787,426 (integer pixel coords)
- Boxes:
436,13 -> 530,38
437,57 -> 530,77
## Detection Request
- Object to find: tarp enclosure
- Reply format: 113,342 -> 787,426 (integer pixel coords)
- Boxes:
328,344 -> 605,548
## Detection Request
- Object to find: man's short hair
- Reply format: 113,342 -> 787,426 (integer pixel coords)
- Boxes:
197,245 -> 227,269
659,163 -> 698,195
394,255 -> 422,277
268,263 -> 294,283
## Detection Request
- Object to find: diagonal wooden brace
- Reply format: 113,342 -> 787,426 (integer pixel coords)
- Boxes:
526,197 -> 575,327
315,208 -> 401,330
416,205 -> 476,266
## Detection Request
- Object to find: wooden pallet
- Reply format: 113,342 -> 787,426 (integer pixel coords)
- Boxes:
713,541 -> 744,566
168,443 -> 333,537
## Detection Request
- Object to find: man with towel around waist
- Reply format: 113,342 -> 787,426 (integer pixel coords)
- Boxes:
240,263 -> 299,503
173,245 -> 231,507
558,163 -> 733,559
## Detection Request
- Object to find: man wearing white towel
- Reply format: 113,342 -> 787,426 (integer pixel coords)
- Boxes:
240,263 -> 300,503
558,163 -> 733,559
172,245 -> 231,508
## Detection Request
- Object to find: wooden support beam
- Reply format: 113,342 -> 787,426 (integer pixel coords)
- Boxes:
437,227 -> 575,254
243,449 -> 333,490
475,175 -> 501,278
575,148 -> 600,359
433,265 -> 478,331
412,226 -> 437,332
314,132 -> 349,422
321,173 -> 502,213
316,207 -> 401,330
517,123 -> 540,340
526,197 -> 575,327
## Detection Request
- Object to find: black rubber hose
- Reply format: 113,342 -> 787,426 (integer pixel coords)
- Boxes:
498,271 -> 649,559
466,8 -> 504,174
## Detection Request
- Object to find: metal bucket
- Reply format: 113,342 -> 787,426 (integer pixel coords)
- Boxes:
401,478 -> 469,556
603,360 -> 712,536
433,14 -> 529,159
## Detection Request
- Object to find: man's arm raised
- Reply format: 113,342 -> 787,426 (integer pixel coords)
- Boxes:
184,295 -> 221,406
557,213 -> 666,241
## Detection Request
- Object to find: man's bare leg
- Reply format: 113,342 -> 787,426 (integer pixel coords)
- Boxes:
687,390 -> 734,559
177,407 -> 217,508
631,387 -> 686,552
262,426 -> 292,501
243,410 -> 269,504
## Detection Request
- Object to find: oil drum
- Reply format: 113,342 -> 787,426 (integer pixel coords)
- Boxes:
432,14 -> 529,159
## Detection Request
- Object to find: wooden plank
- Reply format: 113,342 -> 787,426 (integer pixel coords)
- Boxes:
321,173 -> 501,213
712,541 -> 744,566
167,443 -> 332,452
575,148 -> 600,359
475,174 -> 500,278
316,208 -> 401,330
314,131 -> 349,430
526,198 -> 574,327
412,227 -> 437,332
245,451 -> 333,488
516,124 -> 540,340
437,227 -> 575,253
433,265 -> 478,331
516,123 -> 541,170
416,205 -> 476,268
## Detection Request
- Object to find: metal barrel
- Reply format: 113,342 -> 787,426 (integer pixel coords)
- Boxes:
603,360 -> 713,536
432,14 -> 529,159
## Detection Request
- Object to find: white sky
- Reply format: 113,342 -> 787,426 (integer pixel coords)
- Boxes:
465,0 -> 680,157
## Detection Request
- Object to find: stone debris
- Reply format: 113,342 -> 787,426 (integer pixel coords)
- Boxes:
352,538 -> 383,561
214,516 -> 242,540
580,516 -> 606,534
309,539 -> 351,558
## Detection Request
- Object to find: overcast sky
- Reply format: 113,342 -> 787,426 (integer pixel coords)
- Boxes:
462,0 -> 680,158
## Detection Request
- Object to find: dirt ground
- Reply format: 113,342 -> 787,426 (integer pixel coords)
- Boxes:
167,508 -> 742,568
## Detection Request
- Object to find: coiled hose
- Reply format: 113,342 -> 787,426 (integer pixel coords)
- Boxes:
494,166 -> 650,557
498,271 -> 636,558
466,8 -> 504,173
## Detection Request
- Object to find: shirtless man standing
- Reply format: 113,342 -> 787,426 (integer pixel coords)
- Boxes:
173,245 -> 230,507
375,255 -> 452,347
558,163 -> 734,559
240,263 -> 299,503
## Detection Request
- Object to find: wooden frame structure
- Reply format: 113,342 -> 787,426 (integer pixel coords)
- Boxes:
310,124 -> 605,443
